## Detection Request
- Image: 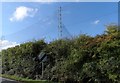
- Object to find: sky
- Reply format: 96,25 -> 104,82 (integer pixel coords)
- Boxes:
1,0 -> 120,2
0,2 -> 118,51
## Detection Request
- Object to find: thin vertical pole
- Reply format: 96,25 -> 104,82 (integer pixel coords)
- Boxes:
42,62 -> 44,78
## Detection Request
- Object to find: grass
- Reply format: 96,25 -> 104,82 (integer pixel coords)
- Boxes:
0,74 -> 52,83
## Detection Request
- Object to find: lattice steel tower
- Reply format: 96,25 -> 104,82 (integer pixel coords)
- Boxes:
58,6 -> 63,39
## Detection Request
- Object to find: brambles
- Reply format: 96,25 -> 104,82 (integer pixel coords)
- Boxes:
1,25 -> 120,83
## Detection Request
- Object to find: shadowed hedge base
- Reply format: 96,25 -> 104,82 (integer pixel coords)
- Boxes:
1,74 -> 52,83
1,24 -> 120,83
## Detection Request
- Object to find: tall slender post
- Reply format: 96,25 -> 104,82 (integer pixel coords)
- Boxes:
41,62 -> 44,78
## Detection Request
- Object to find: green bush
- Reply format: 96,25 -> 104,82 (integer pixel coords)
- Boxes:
1,24 -> 120,83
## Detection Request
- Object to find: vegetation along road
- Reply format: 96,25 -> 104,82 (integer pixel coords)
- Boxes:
0,77 -> 19,83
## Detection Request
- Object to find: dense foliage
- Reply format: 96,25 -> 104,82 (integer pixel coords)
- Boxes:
1,25 -> 120,83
